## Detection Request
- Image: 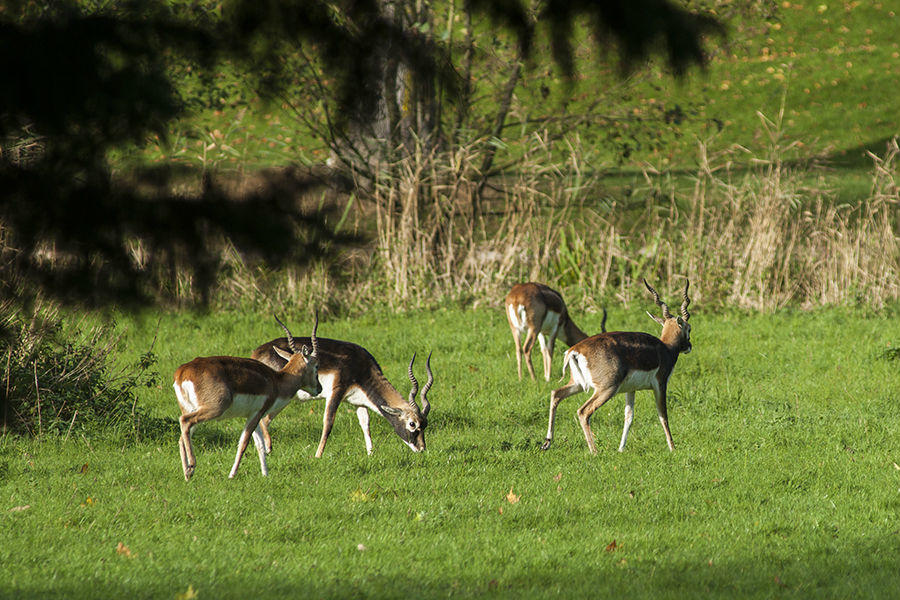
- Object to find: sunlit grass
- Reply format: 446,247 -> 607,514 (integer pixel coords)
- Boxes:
2,305 -> 899,598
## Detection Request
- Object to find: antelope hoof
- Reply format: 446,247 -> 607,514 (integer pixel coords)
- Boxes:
540,438 -> 552,451
183,466 -> 194,481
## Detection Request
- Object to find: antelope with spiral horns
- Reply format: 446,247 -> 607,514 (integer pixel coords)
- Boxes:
540,279 -> 692,454
505,282 -> 605,381
172,314 -> 321,480
251,332 -> 433,457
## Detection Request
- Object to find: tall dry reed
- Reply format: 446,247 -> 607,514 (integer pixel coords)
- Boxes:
147,132 -> 900,315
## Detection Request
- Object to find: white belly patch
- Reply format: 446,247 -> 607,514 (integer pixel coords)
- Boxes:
220,393 -> 270,419
293,372 -> 378,413
508,304 -> 561,348
537,310 -> 561,351
343,385 -> 377,411
540,310 -> 561,335
295,372 -> 332,402
616,368 -> 660,394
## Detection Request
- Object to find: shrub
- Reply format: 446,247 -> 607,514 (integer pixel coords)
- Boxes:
0,301 -> 169,440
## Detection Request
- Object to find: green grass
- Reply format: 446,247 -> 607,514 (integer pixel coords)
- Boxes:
3,305 -> 900,598
115,1 -> 900,201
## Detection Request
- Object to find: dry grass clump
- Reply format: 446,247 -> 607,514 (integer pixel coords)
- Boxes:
201,132 -> 899,315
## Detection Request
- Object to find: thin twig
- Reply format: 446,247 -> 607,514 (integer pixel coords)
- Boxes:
64,410 -> 78,442
3,347 -> 10,434
33,362 -> 41,437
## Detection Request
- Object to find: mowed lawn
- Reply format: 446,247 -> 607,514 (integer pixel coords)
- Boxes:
1,304 -> 899,599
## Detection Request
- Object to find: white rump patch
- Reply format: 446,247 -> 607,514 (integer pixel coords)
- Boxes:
174,380 -> 199,413
507,304 -> 527,333
566,351 -> 592,392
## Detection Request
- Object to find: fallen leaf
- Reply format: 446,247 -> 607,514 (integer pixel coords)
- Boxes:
175,585 -> 198,600
774,575 -> 788,588
9,505 -> 30,512
553,472 -> 562,482
893,462 -> 899,470
79,463 -> 88,474
350,488 -> 376,502
357,544 -> 367,552
605,540 -> 618,553
506,488 -> 519,504
115,542 -> 133,558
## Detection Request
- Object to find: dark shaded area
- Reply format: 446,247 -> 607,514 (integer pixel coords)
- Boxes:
0,0 -> 719,318
2,531 -> 897,599
539,0 -> 724,77
0,2 -> 357,317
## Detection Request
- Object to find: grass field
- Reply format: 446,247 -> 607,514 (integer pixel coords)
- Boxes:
2,304 -> 899,598
122,1 -> 899,195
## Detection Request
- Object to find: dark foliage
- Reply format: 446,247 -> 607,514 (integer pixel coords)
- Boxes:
0,0 -> 719,315
539,0 -> 724,77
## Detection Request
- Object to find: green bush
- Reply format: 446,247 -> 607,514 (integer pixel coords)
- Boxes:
0,303 -> 170,440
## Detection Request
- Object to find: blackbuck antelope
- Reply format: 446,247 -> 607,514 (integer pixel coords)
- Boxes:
505,282 -> 606,381
540,279 -> 692,454
251,336 -> 433,457
172,315 -> 321,480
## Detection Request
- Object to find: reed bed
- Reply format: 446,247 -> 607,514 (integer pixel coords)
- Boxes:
218,133 -> 899,315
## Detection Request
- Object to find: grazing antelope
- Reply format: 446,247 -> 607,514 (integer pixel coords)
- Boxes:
540,279 -> 692,454
172,314 -> 322,480
251,335 -> 433,457
505,282 -> 605,381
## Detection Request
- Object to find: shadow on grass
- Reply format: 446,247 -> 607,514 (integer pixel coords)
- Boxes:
5,532 -> 898,599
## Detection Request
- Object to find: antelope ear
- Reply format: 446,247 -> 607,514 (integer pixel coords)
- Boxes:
301,344 -> 311,357
273,346 -> 292,361
646,311 -> 666,326
381,405 -> 403,416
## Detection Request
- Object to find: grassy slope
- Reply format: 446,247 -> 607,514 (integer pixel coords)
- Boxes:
126,3 -> 900,192
2,305 -> 899,598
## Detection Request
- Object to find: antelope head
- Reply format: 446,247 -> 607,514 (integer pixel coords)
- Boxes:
643,278 -> 692,354
382,352 -> 433,452
272,312 -> 322,396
